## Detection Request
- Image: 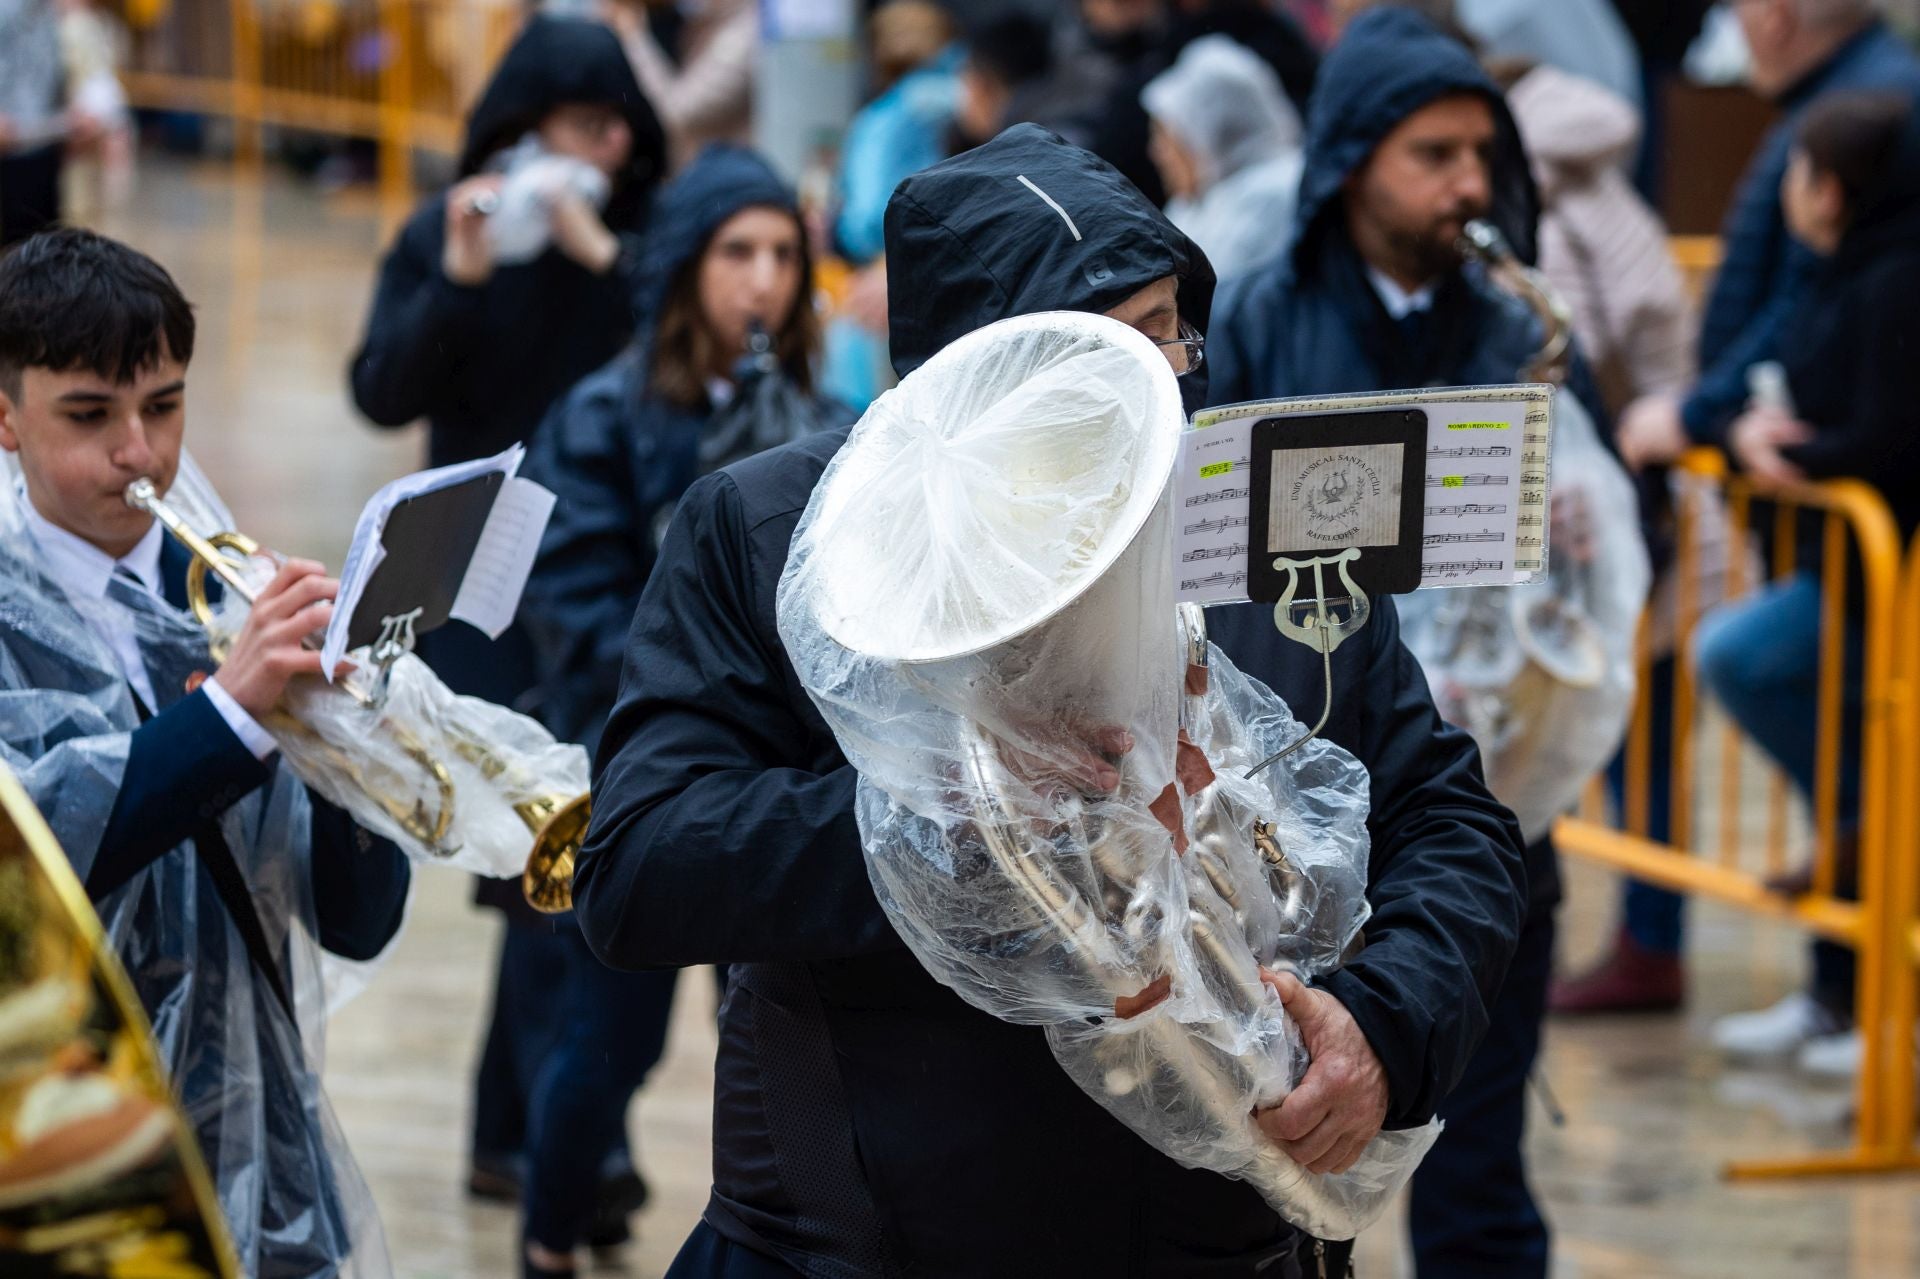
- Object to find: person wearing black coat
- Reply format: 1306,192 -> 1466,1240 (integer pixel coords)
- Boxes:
1694,92 -> 1920,1077
574,121 -> 1525,1279
1206,11 -> 1619,1277
510,144 -> 849,1279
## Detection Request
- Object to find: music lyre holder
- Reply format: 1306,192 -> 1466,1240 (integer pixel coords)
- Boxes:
1247,549 -> 1372,778
366,607 -> 424,708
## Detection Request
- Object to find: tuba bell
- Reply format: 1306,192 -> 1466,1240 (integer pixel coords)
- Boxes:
779,312 -> 1436,1240
124,478 -> 590,888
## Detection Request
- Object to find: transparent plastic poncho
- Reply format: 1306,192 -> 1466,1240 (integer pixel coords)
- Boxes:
777,313 -> 1438,1240
0,453 -> 390,1277
1397,389 -> 1650,843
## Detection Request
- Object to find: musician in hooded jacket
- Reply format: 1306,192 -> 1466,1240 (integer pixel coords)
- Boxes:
573,120 -> 1525,1279
1205,11 -> 1614,1277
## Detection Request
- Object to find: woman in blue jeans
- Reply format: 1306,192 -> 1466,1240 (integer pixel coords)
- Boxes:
1696,90 -> 1920,1076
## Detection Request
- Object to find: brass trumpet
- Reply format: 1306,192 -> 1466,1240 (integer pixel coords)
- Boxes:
124,479 -> 588,908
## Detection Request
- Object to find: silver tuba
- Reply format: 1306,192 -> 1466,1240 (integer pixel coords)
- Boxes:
1397,220 -> 1648,841
778,312 -> 1436,1239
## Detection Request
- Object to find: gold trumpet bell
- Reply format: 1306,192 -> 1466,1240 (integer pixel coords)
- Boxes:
520,793 -> 591,914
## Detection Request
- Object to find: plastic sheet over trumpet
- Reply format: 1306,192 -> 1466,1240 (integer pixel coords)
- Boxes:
778,312 -> 1436,1239
1397,390 -> 1649,843
193,542 -> 587,879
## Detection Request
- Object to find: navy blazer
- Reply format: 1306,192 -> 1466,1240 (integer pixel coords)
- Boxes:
90,536 -> 410,962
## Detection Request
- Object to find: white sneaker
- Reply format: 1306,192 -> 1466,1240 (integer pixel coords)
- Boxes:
1796,1030 -> 1863,1080
1710,993 -> 1847,1060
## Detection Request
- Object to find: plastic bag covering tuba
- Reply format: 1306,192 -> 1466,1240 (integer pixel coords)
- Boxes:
778,313 -> 1438,1240
123,478 -> 590,881
1393,223 -> 1652,843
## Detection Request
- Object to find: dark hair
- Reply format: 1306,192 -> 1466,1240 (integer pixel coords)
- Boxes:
1795,91 -> 1910,211
0,229 -> 195,400
965,15 -> 1055,88
649,207 -> 820,409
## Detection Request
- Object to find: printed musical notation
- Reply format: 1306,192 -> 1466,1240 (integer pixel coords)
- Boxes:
1424,473 -> 1509,488
1428,444 -> 1511,459
1521,491 -> 1544,506
1183,514 -> 1249,536
1181,544 -> 1246,563
1423,558 -> 1505,578
1184,486 -> 1251,507
1517,513 -> 1544,528
1423,530 -> 1505,547
1424,502 -> 1508,517
1179,569 -> 1249,593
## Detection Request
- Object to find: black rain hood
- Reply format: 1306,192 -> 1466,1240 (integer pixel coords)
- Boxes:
459,15 -> 668,227
632,144 -> 804,328
1291,7 -> 1538,272
882,123 -> 1215,385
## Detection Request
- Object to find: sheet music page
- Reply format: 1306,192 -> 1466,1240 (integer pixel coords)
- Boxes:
1179,385 -> 1553,604
450,476 -> 558,639
323,443 -> 527,676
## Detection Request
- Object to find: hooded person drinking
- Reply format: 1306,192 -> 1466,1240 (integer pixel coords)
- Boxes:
570,122 -> 1525,1279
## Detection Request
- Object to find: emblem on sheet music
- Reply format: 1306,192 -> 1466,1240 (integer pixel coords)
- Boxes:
1277,444 -> 1402,549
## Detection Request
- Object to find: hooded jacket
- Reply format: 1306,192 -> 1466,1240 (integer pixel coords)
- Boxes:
1774,103 -> 1920,543
1681,19 -> 1920,445
1208,10 -> 1556,406
521,145 -> 850,753
574,124 -> 1524,1276
349,16 -> 667,470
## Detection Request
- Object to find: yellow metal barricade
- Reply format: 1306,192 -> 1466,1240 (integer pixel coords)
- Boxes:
1555,447 -> 1920,1179
114,0 -> 520,204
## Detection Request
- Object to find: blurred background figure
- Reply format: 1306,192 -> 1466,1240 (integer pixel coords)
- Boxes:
0,0 -> 90,245
57,0 -> 134,215
1455,0 -> 1641,111
819,0 -> 957,413
604,0 -> 756,172
1083,0 -> 1319,207
953,12 -> 1105,151
346,15 -> 668,1254
1496,59 -> 1693,412
1141,33 -> 1304,278
516,143 -> 847,1277
1583,0 -> 1920,1022
833,1 -> 958,266
1699,89 -> 1920,1081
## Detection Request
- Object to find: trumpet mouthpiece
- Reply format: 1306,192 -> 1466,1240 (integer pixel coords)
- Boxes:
124,477 -> 157,509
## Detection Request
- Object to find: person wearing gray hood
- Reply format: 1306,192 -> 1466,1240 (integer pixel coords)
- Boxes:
1142,34 -> 1306,279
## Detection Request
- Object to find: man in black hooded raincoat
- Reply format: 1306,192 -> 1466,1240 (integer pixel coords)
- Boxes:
577,122 -> 1525,1279
1207,11 -> 1617,1277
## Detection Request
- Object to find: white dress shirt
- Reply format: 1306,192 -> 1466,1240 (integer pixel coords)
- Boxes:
22,502 -> 279,760
1366,265 -> 1438,320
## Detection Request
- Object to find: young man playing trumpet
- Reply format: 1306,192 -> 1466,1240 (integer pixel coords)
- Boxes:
0,228 -> 410,1278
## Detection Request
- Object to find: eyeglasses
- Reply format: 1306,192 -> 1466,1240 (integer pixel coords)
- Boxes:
1154,322 -> 1206,377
